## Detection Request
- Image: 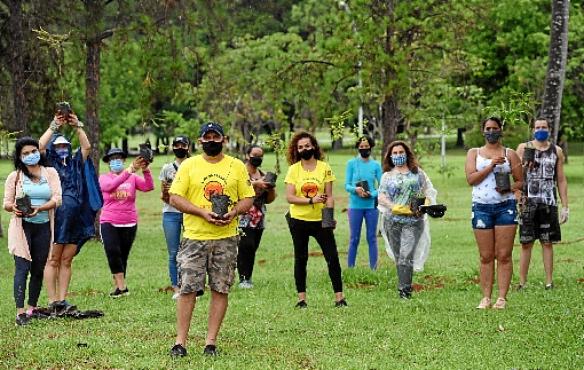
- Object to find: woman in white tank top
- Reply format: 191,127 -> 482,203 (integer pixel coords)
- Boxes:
465,117 -> 522,309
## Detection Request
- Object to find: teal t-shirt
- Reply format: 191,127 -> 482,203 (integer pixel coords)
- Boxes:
344,157 -> 382,209
22,175 -> 51,224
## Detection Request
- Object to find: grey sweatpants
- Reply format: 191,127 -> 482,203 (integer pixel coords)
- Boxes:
384,217 -> 424,290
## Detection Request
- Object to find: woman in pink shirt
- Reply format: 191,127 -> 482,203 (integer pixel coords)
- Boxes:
99,148 -> 154,297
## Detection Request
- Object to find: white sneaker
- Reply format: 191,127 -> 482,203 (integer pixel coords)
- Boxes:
238,280 -> 253,289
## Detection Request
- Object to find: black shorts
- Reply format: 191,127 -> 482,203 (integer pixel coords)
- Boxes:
519,202 -> 561,244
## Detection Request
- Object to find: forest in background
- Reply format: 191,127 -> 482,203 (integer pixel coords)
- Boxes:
0,0 -> 581,160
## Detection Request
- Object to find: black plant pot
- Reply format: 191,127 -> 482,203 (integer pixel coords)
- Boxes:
210,194 -> 231,219
15,194 -> 33,216
495,172 -> 511,192
263,172 -> 277,188
410,196 -> 426,214
139,143 -> 154,163
355,180 -> 370,193
523,147 -> 535,163
321,207 -> 336,229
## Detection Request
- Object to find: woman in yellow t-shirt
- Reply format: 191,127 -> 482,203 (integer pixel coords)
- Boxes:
284,132 -> 346,308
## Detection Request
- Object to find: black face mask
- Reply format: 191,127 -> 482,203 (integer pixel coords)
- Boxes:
173,148 -> 188,159
359,149 -> 371,158
202,141 -> 223,156
299,148 -> 315,160
484,131 -> 502,144
249,156 -> 263,167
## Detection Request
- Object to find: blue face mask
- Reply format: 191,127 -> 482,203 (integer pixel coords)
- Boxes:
109,159 -> 125,173
391,154 -> 407,166
22,151 -> 41,166
56,148 -> 69,159
534,130 -> 549,142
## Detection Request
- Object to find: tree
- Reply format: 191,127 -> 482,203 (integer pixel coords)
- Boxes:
540,0 -> 569,141
5,0 -> 28,134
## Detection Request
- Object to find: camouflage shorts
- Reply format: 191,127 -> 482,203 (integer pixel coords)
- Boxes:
177,236 -> 238,296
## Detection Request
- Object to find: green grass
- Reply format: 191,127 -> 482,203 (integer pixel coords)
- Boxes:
0,150 -> 583,369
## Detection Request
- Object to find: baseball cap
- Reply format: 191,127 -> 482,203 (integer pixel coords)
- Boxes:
53,136 -> 70,145
172,135 -> 190,146
199,122 -> 224,138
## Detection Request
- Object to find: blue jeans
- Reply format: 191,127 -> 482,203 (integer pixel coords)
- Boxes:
471,200 -> 517,229
347,208 -> 379,269
163,212 -> 183,287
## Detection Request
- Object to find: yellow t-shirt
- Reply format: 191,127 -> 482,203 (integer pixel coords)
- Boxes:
284,160 -> 336,221
169,155 -> 255,240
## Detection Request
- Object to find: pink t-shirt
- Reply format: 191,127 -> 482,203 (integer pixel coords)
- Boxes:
99,170 -> 154,225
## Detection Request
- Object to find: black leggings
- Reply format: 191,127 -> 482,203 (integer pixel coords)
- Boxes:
288,217 -> 343,293
237,228 -> 264,281
14,221 -> 50,308
101,223 -> 137,275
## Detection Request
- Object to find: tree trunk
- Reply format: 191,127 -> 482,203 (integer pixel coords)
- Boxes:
380,0 -> 399,153
540,0 -> 569,142
86,38 -> 101,170
7,0 -> 29,134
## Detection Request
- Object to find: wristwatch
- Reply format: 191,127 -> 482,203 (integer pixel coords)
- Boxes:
72,121 -> 85,128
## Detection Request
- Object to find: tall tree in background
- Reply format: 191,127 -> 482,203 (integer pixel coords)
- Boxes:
6,0 -> 28,134
540,0 -> 569,141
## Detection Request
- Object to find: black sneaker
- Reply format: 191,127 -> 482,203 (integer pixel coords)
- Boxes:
170,344 -> 187,357
109,288 -> 130,298
545,283 -> 554,290
203,344 -> 218,356
295,300 -> 308,309
60,300 -> 77,313
398,289 -> 412,299
15,313 -> 31,326
335,299 -> 348,308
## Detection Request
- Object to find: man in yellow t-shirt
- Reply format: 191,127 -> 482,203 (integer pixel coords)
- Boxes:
168,122 -> 254,358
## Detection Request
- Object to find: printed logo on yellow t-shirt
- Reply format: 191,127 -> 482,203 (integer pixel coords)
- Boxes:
301,182 -> 318,198
203,181 -> 224,200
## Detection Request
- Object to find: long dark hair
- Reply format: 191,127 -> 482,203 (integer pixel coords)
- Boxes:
287,131 -> 323,164
382,140 -> 419,173
13,136 -> 49,180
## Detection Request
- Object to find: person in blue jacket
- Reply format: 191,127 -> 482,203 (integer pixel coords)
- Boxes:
344,136 -> 382,270
39,108 -> 102,315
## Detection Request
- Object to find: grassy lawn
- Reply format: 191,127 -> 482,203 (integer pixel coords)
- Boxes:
0,148 -> 583,369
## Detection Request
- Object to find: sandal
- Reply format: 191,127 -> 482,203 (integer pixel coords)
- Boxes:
492,297 -> 506,309
476,297 -> 491,309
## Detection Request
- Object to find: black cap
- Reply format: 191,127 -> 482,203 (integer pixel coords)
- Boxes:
199,122 -> 224,138
172,135 -> 190,146
102,148 -> 127,163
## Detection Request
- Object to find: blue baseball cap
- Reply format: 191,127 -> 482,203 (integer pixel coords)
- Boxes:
199,122 -> 224,138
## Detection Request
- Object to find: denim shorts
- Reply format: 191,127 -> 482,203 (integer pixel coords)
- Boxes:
471,199 -> 517,229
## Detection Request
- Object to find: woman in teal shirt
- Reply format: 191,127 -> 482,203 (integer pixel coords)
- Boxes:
344,136 -> 382,269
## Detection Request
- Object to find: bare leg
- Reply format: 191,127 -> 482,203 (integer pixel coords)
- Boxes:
494,225 -> 516,300
44,244 -> 64,304
113,273 -> 126,290
297,292 -> 306,302
334,292 -> 344,301
542,242 -> 554,285
473,229 -> 495,299
175,293 -> 196,346
519,242 -> 534,286
206,291 -> 228,346
57,244 -> 77,301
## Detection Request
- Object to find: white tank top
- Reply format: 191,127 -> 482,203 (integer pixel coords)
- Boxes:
471,148 -> 514,204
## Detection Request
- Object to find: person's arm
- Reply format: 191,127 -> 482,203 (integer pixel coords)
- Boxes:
344,161 -> 356,194
370,163 -> 382,198
508,149 -> 523,198
99,171 -> 132,193
377,173 -> 393,208
69,114 -> 91,161
169,194 -> 218,222
3,171 -> 17,213
516,143 -> 525,164
134,160 -> 155,192
324,181 -> 334,208
556,146 -> 569,222
421,170 -> 437,205
220,197 -> 254,225
39,115 -> 67,153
